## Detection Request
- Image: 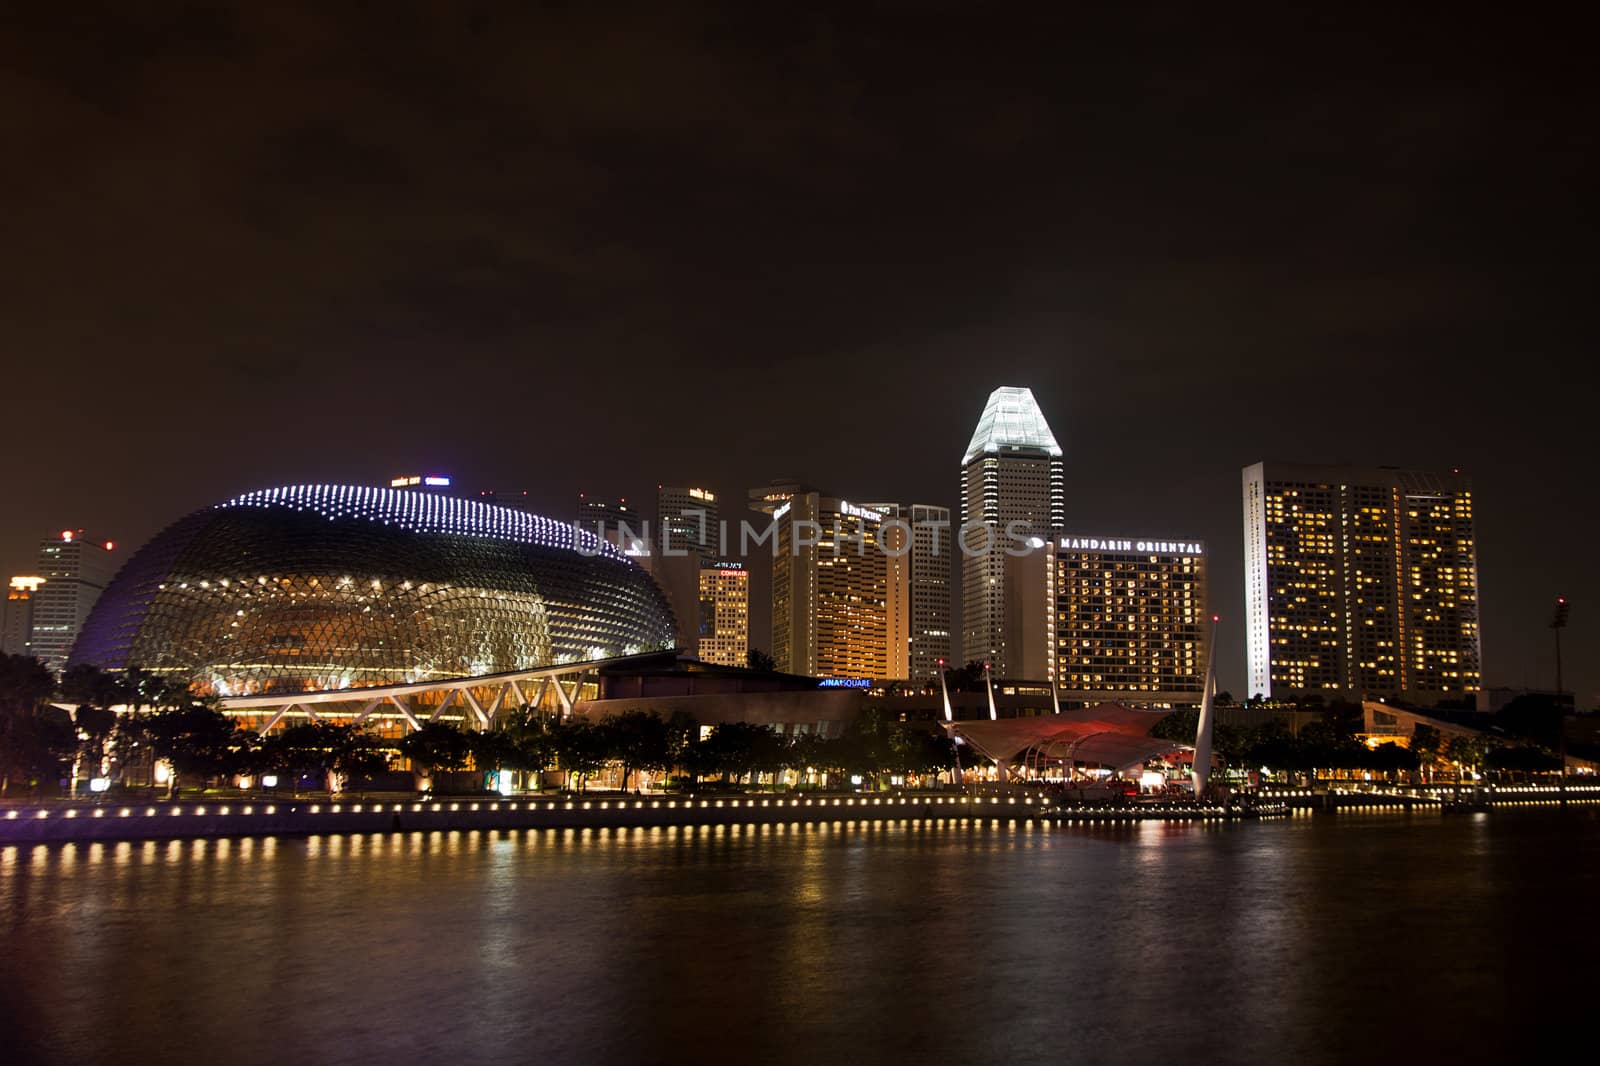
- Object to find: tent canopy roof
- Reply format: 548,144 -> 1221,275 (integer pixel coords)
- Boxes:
945,702 -> 1191,771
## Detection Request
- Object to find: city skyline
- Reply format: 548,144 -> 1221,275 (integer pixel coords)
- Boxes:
3,11 -> 1593,1066
1,7 -> 1590,702
0,429 -> 1565,703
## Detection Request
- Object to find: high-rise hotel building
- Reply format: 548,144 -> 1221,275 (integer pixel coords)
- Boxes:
3,576 -> 44,657
29,531 -> 118,674
697,561 -> 750,667
1048,535 -> 1208,706
960,386 -> 1064,676
864,502 -> 954,682
1243,462 -> 1480,703
770,492 -> 894,679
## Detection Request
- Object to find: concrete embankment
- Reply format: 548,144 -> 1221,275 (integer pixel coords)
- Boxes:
1,793 -> 1228,844
7,785 -> 1592,845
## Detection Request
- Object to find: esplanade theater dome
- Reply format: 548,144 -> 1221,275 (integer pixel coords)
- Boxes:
70,485 -> 676,696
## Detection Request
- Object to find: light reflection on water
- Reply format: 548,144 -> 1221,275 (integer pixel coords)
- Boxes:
2,813 -> 1597,1066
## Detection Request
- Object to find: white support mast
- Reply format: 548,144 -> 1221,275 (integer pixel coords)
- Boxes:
1191,615 -> 1219,799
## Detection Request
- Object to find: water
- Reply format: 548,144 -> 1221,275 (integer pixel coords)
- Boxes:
3,811 -> 1597,1065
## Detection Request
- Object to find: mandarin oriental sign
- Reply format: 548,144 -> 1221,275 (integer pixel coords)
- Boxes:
1058,536 -> 1204,556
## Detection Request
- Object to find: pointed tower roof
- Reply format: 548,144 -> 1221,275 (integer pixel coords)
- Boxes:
961,386 -> 1063,465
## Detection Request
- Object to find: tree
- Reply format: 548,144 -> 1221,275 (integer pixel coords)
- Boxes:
469,729 -> 519,779
943,661 -> 987,693
397,722 -> 474,778
695,722 -> 784,786
0,705 -> 75,796
603,710 -> 671,791
891,726 -> 957,782
59,663 -> 126,709
501,710 -> 557,780
1151,709 -> 1200,742
262,722 -> 388,793
1494,694 -> 1564,750
833,711 -> 899,789
141,703 -> 254,795
745,648 -> 777,672
1410,724 -> 1443,782
58,664 -> 123,793
1446,735 -> 1488,778
548,717 -> 608,791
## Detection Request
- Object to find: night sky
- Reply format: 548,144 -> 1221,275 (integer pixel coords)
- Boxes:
2,5 -> 1591,700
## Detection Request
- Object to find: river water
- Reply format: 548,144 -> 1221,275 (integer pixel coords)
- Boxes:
3,810 -> 1596,1065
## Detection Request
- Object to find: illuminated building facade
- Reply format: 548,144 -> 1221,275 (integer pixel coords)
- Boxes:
960,386 -> 1064,675
576,493 -> 641,551
696,561 -> 749,667
3,576 -> 44,657
70,485 -> 675,696
771,493 -> 890,679
29,531 -> 118,674
864,502 -> 952,681
1243,462 -> 1480,702
658,485 -> 719,558
1048,535 -> 1208,706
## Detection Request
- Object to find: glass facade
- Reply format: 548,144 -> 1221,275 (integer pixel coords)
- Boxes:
70,485 -> 675,696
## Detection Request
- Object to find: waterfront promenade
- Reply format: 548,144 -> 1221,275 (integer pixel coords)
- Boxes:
2,783 -> 1595,844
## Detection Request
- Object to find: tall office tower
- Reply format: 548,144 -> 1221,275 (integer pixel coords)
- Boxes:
29,531 -> 118,674
959,386 -> 1064,676
1048,535 -> 1209,706
476,488 -> 535,512
1243,462 -> 1481,703
748,477 -> 816,516
576,493 -> 643,551
658,485 -> 720,558
2,576 -> 44,656
697,561 -> 750,666
771,492 -> 890,678
864,502 -> 953,682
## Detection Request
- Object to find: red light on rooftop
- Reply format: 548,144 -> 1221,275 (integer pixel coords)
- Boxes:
61,530 -> 73,542
1212,614 -> 1220,622
104,541 -> 115,551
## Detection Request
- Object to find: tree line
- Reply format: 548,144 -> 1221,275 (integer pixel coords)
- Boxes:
1150,703 -> 1565,780
0,654 -> 958,796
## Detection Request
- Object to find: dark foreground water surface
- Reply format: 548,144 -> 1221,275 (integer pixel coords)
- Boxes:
4,810 -> 1598,1066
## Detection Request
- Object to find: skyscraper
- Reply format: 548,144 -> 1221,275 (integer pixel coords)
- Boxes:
29,531 -> 118,674
476,488 -> 535,512
2,576 -> 44,657
1049,534 -> 1209,706
864,502 -> 952,682
576,493 -> 642,551
771,492 -> 890,678
959,386 -> 1064,676
1243,462 -> 1481,703
657,485 -> 720,558
697,561 -> 750,667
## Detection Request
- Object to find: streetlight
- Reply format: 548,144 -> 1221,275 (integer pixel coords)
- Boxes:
1550,597 -> 1570,697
